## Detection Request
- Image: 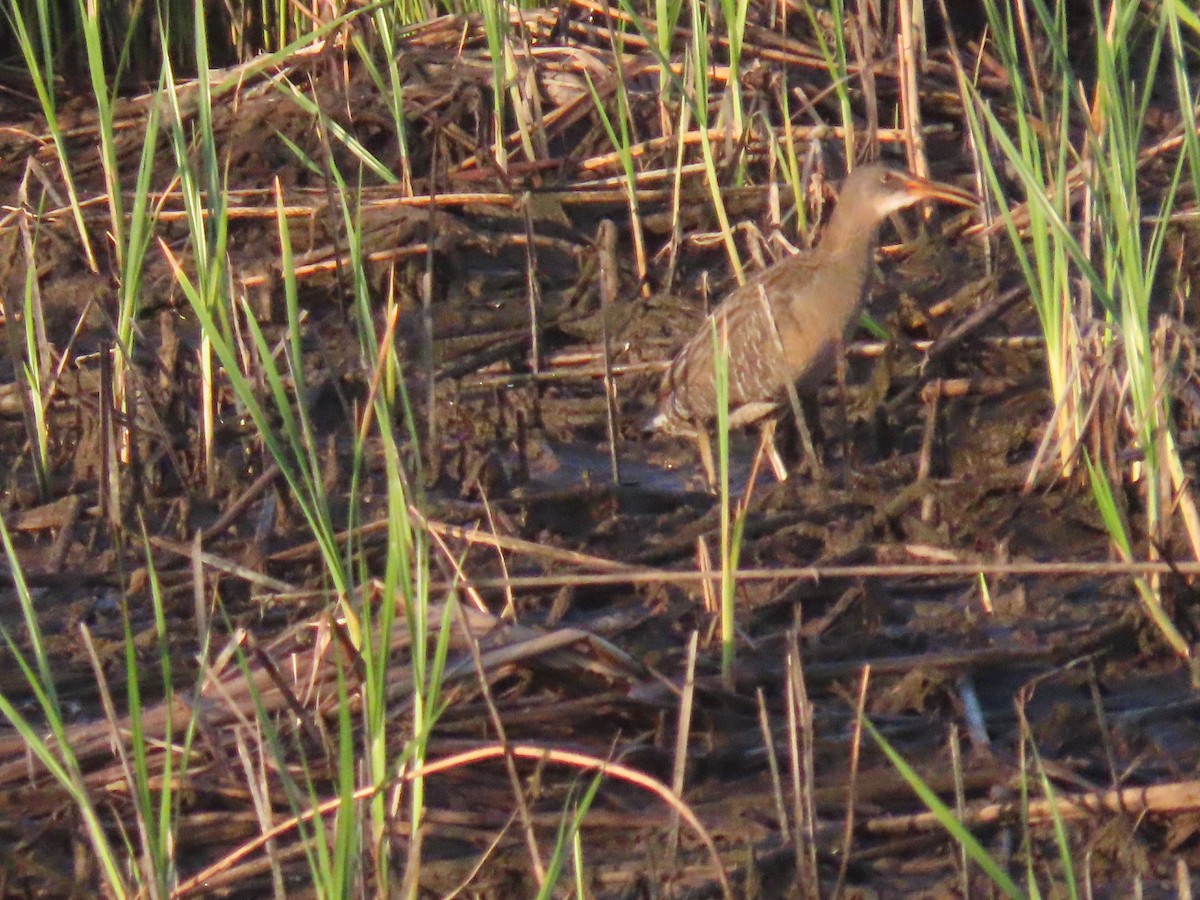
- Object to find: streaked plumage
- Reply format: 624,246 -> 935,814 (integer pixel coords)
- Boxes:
649,165 -> 975,461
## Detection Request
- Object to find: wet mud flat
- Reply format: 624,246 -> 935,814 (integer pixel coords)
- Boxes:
1,9 -> 1200,897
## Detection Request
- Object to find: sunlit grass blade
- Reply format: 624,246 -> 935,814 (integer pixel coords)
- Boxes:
1163,0 -> 1200,223
479,0 -> 514,172
0,514 -> 127,893
303,134 -> 459,889
356,7 -> 415,190
4,0 -> 99,270
268,74 -> 400,184
583,64 -> 649,293
861,714 -> 1023,898
536,770 -> 605,898
160,23 -> 231,497
799,0 -> 855,165
116,522 -> 199,895
158,241 -> 355,626
770,88 -> 809,238
654,0 -> 685,129
1019,707 -> 1080,899
710,318 -> 738,685
715,0 -> 749,143
114,74 -> 165,368
75,0 -> 125,271
1084,454 -> 1194,677
614,0 -> 744,282
16,229 -> 50,496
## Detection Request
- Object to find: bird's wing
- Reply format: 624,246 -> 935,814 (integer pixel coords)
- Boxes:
655,281 -> 793,425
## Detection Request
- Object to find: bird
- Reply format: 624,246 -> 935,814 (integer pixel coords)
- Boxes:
647,163 -> 976,486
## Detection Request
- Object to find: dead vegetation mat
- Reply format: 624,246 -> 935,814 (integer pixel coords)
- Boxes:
1,6 -> 1200,897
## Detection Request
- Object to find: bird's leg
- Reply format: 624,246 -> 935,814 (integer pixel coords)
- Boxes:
694,430 -> 717,491
835,334 -> 851,488
784,381 -> 823,480
757,283 -> 822,480
756,418 -> 788,482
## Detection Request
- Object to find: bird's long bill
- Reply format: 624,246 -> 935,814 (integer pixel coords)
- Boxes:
898,173 -> 977,208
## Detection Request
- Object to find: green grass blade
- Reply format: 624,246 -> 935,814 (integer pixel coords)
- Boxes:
862,715 -> 1024,898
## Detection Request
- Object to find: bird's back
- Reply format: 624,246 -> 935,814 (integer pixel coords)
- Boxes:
651,249 -> 855,431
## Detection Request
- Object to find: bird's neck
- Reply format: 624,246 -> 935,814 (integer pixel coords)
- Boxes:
798,206 -> 885,326
821,206 -> 883,267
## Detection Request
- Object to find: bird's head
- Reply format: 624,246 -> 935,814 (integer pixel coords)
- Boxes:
839,163 -> 977,223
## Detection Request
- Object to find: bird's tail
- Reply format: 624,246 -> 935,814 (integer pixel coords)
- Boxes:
643,409 -> 669,433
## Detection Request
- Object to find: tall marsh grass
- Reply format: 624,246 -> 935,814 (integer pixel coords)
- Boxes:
966,0 -> 1200,678
1,4 -> 445,892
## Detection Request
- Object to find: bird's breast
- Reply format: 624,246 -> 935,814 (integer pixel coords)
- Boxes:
779,265 -> 866,382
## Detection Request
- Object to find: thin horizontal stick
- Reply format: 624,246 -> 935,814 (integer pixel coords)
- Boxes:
451,558 -> 1200,592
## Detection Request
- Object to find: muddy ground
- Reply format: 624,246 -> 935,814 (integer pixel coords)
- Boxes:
1,10 -> 1200,897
